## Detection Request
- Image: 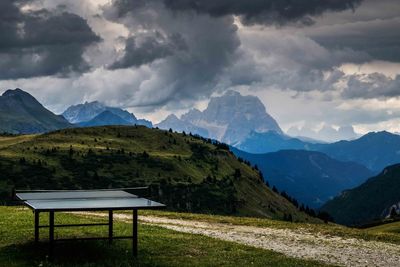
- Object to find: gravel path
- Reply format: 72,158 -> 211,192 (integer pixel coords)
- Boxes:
74,212 -> 400,267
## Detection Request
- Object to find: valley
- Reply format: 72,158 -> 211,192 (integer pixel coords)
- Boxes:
2,88 -> 400,226
232,148 -> 374,208
321,164 -> 400,226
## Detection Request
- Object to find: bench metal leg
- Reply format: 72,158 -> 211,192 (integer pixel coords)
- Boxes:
34,211 -> 39,243
133,209 -> 138,257
49,211 -> 54,259
108,210 -> 113,244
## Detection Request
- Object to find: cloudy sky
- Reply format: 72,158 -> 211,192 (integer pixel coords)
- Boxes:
1,0 -> 400,137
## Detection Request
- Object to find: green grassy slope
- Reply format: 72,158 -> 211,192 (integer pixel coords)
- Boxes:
321,164 -> 400,226
366,221 -> 400,235
0,207 -> 328,267
0,126 -> 312,222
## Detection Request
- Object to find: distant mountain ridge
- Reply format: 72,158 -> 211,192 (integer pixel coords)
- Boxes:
79,111 -> 133,127
232,148 -> 374,208
235,131 -> 311,153
288,124 -> 359,143
155,114 -> 209,137
0,88 -> 72,134
157,90 -> 282,144
321,164 -> 400,226
313,131 -> 400,172
62,101 -> 152,127
236,130 -> 400,173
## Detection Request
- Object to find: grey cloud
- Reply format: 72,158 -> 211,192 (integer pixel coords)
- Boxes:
103,0 -> 380,109
342,73 -> 400,99
309,17 -> 400,62
163,0 -> 363,25
103,0 -> 240,108
109,32 -> 187,69
225,29 -> 367,93
334,107 -> 400,125
0,0 -> 100,79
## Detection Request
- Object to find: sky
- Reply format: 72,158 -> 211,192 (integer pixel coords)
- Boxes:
1,0 -> 400,138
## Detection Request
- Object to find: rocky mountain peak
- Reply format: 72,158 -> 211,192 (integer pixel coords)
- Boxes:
181,108 -> 202,122
203,90 -> 269,125
157,90 -> 283,144
62,101 -> 151,127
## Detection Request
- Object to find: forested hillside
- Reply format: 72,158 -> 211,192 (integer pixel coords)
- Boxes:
0,126 -> 313,222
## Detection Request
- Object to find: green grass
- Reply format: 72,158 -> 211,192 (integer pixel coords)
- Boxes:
0,206 -> 328,267
365,221 -> 400,234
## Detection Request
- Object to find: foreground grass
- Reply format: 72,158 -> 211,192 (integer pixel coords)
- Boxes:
0,207 -> 328,267
128,210 -> 400,245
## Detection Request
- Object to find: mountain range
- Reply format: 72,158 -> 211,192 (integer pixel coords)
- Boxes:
234,131 -> 311,154
313,131 -> 400,172
288,124 -> 359,143
79,110 -> 133,127
231,131 -> 400,209
0,89 -> 71,134
321,164 -> 400,226
155,114 -> 209,137
2,88 -> 400,224
62,101 -> 152,127
156,90 -> 282,144
0,88 -> 153,134
232,148 -> 374,208
236,130 -> 400,173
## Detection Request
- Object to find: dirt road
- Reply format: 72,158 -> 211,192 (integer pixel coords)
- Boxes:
75,212 -> 400,267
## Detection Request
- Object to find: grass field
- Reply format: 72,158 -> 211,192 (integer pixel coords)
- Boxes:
365,220 -> 400,235
0,206 -> 328,267
0,126 -> 315,221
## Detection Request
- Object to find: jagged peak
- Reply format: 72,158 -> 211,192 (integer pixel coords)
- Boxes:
81,100 -> 103,106
164,114 -> 180,121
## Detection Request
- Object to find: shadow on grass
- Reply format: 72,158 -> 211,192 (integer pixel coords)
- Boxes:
0,240 -> 146,267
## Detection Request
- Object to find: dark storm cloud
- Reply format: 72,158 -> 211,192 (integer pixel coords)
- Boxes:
103,0 -> 365,108
309,18 -> 400,62
104,0 -> 240,108
0,0 -> 100,79
109,32 -> 187,69
163,0 -> 363,25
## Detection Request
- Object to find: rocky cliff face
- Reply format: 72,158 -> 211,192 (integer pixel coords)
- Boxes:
155,114 -> 209,137
158,90 -> 282,144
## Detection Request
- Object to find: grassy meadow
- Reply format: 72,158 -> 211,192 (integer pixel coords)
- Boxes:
0,206 -> 327,267
0,126 -> 314,222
